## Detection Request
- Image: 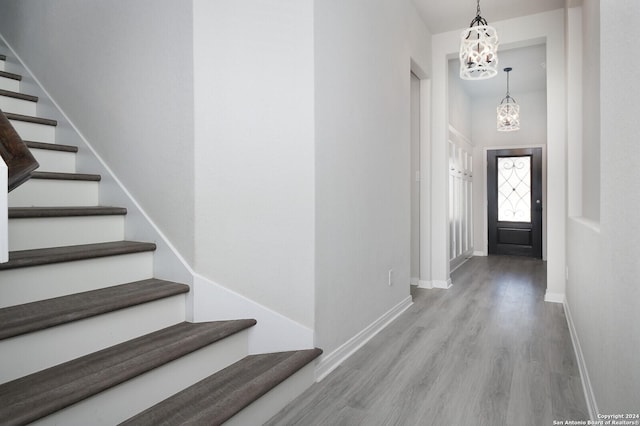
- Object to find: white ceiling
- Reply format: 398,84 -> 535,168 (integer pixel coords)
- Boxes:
450,44 -> 547,99
414,0 -> 557,99
412,0 -> 566,34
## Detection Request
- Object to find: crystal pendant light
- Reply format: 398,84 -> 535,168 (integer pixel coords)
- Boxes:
497,67 -> 520,132
459,0 -> 499,80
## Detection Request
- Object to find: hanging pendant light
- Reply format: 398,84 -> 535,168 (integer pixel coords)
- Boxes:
459,0 -> 499,80
497,67 -> 520,132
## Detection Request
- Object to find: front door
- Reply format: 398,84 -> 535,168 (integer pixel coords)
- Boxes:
487,148 -> 542,258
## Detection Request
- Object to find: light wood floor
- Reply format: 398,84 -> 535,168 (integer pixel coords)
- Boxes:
265,256 -> 589,425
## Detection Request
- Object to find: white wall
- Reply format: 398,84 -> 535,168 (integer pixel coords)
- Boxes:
471,90 -> 548,257
192,0 -> 315,329
566,0 -> 640,415
314,0 -> 431,354
448,61 -> 472,139
432,10 -> 566,299
0,0 -> 195,264
580,0 -> 600,221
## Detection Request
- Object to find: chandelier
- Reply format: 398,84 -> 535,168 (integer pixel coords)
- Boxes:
459,0 -> 499,80
497,67 -> 520,132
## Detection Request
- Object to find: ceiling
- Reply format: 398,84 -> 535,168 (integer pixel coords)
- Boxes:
412,0 -> 566,34
450,44 -> 547,99
413,0 -> 558,99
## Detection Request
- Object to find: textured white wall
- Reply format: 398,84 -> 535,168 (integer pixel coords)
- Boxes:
567,0 -> 640,414
192,0 -> 315,327
0,0 -> 195,264
314,0 -> 431,354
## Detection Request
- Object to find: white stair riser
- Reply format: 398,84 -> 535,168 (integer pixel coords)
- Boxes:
30,148 -> 76,173
0,60 -> 4,71
31,330 -> 249,426
0,294 -> 186,384
8,179 -> 99,207
9,215 -> 125,251
9,119 -> 55,143
225,363 -> 316,426
0,95 -> 36,116
0,76 -> 19,91
0,252 -> 154,308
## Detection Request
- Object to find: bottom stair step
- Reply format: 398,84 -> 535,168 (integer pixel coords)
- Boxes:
0,320 -> 256,426
121,348 -> 323,426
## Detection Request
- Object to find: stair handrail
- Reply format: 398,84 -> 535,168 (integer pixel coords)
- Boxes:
1,108 -> 39,192
1,107 -> 39,263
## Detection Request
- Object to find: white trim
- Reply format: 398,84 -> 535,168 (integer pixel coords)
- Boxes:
418,279 -> 433,289
410,277 -> 420,286
315,296 -> 413,381
0,160 -> 7,263
432,278 -> 452,289
543,291 -> 565,304
473,250 -> 486,257
192,274 -> 314,355
563,299 -> 598,420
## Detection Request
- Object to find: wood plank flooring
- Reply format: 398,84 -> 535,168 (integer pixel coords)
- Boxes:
266,256 -> 589,425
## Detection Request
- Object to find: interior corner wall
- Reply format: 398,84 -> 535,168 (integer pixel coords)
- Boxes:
192,0 -> 315,328
314,0 -> 431,354
0,0 -> 196,264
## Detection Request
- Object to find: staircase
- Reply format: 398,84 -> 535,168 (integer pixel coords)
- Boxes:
0,50 -> 320,425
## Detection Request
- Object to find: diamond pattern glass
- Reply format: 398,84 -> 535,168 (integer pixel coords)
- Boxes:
498,156 -> 531,222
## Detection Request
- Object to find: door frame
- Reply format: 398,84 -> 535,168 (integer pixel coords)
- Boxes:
480,144 -> 547,260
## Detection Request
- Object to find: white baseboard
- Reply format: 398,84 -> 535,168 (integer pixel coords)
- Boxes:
417,279 -> 433,289
432,278 -> 453,289
192,274 -> 314,355
410,277 -> 419,286
544,291 -> 565,304
563,299 -> 598,420
418,279 -> 452,290
473,250 -> 486,257
315,295 -> 413,381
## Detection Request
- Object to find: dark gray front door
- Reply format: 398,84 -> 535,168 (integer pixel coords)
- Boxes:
487,148 -> 543,258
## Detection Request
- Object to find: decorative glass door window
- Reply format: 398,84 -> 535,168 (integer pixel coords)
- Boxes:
497,156 -> 531,222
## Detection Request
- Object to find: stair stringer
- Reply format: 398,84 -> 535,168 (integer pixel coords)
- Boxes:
1,36 -> 315,355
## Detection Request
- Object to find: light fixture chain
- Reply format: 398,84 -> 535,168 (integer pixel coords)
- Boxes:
477,0 -> 481,17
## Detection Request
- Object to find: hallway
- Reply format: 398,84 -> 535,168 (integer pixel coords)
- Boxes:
266,256 -> 588,425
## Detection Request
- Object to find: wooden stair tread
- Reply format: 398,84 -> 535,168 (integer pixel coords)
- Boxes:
9,206 -> 126,218
0,241 -> 157,270
0,279 -> 189,340
121,348 -> 323,426
0,89 -> 38,102
3,112 -> 56,126
24,140 -> 78,152
0,70 -> 21,81
0,320 -> 257,425
31,171 -> 100,181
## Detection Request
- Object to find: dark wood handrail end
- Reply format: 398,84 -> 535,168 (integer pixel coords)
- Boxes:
1,108 -> 40,192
